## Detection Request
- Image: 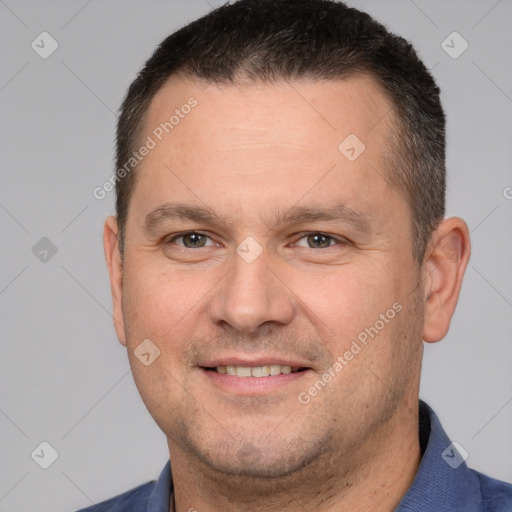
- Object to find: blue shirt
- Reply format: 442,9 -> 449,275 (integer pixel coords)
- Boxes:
76,401 -> 512,511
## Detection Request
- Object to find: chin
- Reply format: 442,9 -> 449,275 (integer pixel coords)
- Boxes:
183,432 -> 331,480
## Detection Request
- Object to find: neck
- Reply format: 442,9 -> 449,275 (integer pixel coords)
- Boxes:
169,397 -> 421,512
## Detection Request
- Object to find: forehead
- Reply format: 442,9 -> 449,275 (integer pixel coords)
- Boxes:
144,73 -> 395,151
130,74 -> 405,232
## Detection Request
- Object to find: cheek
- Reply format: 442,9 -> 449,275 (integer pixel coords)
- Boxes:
121,261 -> 207,343
292,261 -> 401,345
121,267 -> 195,421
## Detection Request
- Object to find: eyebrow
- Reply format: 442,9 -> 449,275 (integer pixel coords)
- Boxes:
143,202 -> 374,235
144,203 -> 229,234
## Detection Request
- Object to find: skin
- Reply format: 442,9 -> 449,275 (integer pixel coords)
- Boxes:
104,74 -> 470,512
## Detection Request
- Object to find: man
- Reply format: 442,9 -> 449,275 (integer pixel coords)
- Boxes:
81,0 -> 512,510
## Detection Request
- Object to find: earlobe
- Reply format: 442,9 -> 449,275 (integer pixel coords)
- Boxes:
103,216 -> 127,346
422,217 -> 471,343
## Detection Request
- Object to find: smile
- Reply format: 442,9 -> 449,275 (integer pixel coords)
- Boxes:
210,365 -> 305,377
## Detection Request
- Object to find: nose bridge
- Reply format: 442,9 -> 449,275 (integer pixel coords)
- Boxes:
208,244 -> 294,333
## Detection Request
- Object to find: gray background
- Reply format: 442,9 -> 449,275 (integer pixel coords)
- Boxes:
1,0 -> 511,510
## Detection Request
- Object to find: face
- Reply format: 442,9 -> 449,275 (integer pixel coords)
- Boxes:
109,75 -> 427,478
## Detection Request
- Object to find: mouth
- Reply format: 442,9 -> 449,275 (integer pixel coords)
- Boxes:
202,364 -> 309,377
199,360 -> 313,395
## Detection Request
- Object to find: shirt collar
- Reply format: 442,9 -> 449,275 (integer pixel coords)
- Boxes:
395,400 -> 482,511
146,459 -> 173,512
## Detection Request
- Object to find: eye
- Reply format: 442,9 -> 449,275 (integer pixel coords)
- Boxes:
168,232 -> 215,248
294,232 -> 343,249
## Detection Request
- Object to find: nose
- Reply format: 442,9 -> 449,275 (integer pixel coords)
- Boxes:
208,245 -> 295,334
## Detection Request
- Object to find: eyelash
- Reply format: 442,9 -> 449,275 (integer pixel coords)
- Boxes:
165,231 -> 347,249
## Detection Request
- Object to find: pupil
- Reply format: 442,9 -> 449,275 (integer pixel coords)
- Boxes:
309,234 -> 330,248
185,233 -> 205,247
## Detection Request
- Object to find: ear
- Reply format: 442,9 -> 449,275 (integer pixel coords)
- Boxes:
422,217 -> 471,343
103,216 -> 127,346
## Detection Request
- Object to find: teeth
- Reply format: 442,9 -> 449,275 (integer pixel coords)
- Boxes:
269,364 -> 281,376
236,366 -> 252,377
251,366 -> 269,377
215,365 -> 294,377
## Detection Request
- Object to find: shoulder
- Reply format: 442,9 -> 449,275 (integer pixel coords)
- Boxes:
474,470 -> 512,512
74,480 -> 155,512
74,460 -> 172,512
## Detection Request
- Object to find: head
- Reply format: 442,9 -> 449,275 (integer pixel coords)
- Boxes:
104,0 -> 470,485
115,0 -> 447,265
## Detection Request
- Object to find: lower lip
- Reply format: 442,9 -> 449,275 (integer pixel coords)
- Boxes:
201,368 -> 312,395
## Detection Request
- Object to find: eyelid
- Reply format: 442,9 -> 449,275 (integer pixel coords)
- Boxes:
165,231 -> 218,247
291,231 -> 348,247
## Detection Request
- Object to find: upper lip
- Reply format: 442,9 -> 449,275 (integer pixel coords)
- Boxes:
199,355 -> 312,370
